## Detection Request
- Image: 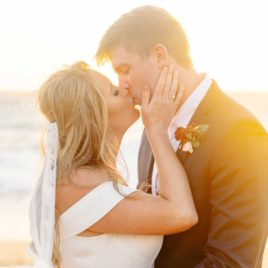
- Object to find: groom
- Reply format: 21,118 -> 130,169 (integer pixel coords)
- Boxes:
96,6 -> 268,267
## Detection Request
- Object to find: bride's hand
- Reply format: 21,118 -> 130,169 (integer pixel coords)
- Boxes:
141,65 -> 184,133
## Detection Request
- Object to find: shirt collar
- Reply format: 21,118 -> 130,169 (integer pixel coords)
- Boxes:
168,74 -> 212,134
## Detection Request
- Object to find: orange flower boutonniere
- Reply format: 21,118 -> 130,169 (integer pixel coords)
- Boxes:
175,123 -> 209,153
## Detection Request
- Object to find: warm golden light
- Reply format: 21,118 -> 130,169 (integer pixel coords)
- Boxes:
0,0 -> 267,92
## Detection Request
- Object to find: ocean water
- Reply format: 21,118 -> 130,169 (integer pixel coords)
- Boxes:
0,91 -> 267,241
0,91 -> 144,240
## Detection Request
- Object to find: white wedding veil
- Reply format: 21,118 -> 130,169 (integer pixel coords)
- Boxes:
29,122 -> 59,268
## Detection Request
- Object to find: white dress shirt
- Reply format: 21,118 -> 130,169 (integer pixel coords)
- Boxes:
151,75 -> 212,195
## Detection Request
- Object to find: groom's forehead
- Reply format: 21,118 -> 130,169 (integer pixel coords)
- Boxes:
110,46 -> 141,64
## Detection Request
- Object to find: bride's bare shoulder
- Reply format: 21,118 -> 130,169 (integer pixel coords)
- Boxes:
56,168 -> 110,215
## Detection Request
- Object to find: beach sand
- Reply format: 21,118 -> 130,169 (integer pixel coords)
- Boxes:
0,240 -> 267,267
0,241 -> 32,266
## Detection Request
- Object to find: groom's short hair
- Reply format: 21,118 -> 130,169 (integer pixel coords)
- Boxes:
96,6 -> 193,68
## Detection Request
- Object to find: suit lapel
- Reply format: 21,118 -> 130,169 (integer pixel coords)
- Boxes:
176,80 -> 222,162
139,81 -> 223,188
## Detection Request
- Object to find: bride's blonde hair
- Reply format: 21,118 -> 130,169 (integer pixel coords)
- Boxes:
37,61 -> 125,266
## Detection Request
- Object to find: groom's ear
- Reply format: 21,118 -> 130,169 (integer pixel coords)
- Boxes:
152,44 -> 169,69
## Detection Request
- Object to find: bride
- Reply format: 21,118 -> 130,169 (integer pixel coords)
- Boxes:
29,61 -> 197,267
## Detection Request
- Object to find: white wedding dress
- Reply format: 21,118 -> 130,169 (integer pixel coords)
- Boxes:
59,181 -> 163,268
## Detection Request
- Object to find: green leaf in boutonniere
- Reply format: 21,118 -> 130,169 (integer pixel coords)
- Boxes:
196,124 -> 210,135
191,139 -> 200,148
175,123 -> 209,153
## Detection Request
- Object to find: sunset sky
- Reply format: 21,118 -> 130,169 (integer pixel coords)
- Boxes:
0,0 -> 267,92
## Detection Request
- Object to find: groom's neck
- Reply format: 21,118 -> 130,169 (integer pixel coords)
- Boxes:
173,63 -> 204,105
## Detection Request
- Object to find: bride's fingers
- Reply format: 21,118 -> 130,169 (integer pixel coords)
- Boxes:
162,65 -> 174,100
153,67 -> 168,100
168,69 -> 179,101
141,85 -> 150,108
174,85 -> 185,109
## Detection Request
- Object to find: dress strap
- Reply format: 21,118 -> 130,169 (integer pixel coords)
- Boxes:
59,181 -> 137,240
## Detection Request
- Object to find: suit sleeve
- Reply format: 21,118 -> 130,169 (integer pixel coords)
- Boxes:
195,120 -> 268,267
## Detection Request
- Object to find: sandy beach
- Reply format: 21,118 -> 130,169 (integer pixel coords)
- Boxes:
0,241 -> 32,266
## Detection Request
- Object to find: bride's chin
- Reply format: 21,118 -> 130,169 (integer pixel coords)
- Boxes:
112,112 -> 140,141
128,111 -> 140,129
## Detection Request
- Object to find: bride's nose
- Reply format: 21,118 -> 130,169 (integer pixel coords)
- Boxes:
119,86 -> 131,97
119,78 -> 131,97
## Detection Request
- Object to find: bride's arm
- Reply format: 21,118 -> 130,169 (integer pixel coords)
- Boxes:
88,65 -> 198,235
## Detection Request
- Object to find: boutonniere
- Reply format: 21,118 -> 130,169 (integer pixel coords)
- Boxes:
175,123 -> 209,153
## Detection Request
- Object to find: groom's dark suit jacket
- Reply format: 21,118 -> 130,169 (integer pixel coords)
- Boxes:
138,81 -> 268,268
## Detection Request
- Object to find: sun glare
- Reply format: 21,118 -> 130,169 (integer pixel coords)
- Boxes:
0,0 -> 267,92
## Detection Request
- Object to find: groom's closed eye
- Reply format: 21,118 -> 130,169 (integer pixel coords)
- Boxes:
121,68 -> 129,75
115,65 -> 130,75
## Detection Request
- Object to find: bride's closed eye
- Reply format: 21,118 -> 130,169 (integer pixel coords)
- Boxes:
113,89 -> 119,96
111,84 -> 119,96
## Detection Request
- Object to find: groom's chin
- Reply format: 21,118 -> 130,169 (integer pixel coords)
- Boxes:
132,96 -> 141,106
